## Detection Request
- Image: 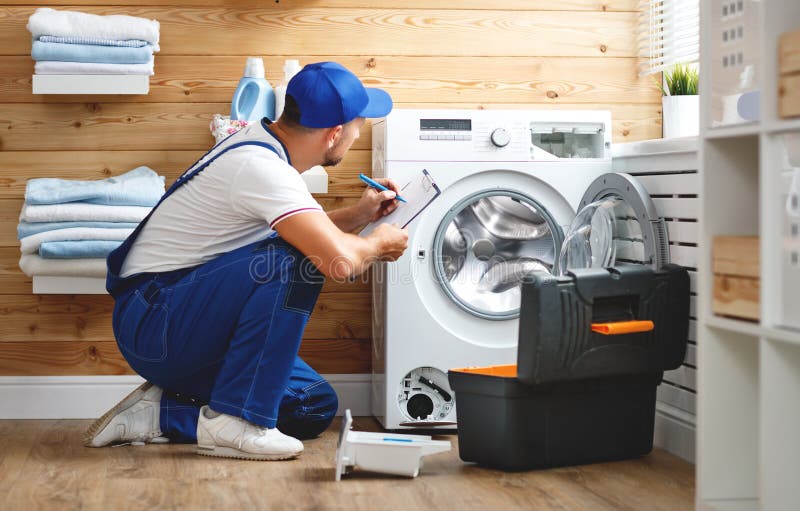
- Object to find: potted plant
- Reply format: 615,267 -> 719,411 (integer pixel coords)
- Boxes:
659,64 -> 699,138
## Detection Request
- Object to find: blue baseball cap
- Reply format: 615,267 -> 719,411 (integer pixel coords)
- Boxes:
286,62 -> 393,128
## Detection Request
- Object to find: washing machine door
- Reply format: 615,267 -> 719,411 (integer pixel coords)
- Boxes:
556,173 -> 670,275
432,189 -> 564,320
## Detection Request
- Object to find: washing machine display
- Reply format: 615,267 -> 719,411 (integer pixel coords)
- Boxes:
397,367 -> 455,423
433,190 -> 563,320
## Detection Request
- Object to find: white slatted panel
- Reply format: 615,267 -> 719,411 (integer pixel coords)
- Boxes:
666,220 -> 699,244
669,244 -> 698,268
613,146 -> 699,424
653,197 -> 699,219
658,382 -> 697,414
635,173 -> 699,194
685,344 -> 697,366
664,365 -> 697,388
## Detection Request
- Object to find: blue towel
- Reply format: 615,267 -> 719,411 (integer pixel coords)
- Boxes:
39,239 -> 122,259
31,40 -> 153,64
17,221 -> 140,239
38,35 -> 150,48
25,166 -> 165,207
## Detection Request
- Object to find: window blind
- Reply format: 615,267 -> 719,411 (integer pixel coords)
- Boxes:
637,0 -> 700,76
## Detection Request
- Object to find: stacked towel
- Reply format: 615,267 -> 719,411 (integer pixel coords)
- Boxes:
17,167 -> 165,278
27,8 -> 160,76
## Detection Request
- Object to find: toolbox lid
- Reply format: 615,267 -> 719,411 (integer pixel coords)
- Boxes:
516,264 -> 690,385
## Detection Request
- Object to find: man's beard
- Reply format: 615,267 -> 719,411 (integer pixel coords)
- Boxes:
322,141 -> 344,167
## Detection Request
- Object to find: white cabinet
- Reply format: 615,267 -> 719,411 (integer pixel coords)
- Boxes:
697,1 -> 800,510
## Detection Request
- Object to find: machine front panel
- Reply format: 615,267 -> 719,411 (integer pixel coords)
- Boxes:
371,108 -> 615,429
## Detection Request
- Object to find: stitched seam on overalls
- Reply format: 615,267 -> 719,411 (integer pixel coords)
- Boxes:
210,399 -> 277,422
283,386 -> 301,398
162,405 -> 197,411
241,270 -> 284,419
302,379 -> 327,393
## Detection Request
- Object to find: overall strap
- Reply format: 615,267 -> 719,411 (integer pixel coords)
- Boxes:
105,140 -> 283,296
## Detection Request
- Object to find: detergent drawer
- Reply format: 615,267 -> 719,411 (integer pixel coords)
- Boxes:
516,264 -> 690,385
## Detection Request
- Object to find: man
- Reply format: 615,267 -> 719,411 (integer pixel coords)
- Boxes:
84,62 -> 409,460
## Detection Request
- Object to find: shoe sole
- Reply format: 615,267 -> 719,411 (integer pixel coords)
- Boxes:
83,382 -> 153,447
196,445 -> 302,461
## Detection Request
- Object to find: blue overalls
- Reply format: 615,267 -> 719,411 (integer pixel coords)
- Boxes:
106,122 -> 338,442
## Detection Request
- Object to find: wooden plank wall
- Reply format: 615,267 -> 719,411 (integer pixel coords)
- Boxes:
0,0 -> 659,376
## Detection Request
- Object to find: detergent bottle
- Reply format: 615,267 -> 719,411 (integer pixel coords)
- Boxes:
274,59 -> 302,120
230,57 -> 275,121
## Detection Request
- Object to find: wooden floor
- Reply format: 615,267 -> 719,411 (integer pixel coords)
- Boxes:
0,418 -> 694,510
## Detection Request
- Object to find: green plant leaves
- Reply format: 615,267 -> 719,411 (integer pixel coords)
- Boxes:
663,64 -> 699,96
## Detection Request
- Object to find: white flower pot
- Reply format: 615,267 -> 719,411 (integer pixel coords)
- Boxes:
662,95 -> 699,138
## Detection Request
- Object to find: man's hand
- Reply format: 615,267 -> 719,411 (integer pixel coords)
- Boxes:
356,177 -> 402,224
328,177 -> 403,232
275,211 -> 409,280
367,223 -> 408,261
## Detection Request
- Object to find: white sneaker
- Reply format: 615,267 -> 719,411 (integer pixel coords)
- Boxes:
196,405 -> 303,461
84,382 -> 168,447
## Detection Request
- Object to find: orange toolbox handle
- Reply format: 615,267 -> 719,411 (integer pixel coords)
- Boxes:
590,320 -> 655,335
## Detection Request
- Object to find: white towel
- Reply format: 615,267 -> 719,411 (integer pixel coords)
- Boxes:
35,60 -> 154,76
26,8 -> 160,52
20,202 -> 151,223
20,227 -> 134,255
19,253 -> 108,278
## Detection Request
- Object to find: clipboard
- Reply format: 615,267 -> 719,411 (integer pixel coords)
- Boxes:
359,169 -> 441,237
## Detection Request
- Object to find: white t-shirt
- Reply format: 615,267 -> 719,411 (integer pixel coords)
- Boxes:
120,123 -> 323,277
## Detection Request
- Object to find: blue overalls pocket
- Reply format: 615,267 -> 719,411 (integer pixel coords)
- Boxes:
114,284 -> 170,363
283,247 -> 325,315
250,235 -> 325,315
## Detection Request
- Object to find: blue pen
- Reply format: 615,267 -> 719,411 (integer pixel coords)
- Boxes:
359,173 -> 407,203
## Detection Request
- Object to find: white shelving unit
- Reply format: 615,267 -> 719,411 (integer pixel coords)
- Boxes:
32,276 -> 106,294
32,74 -> 150,95
697,1 -> 800,510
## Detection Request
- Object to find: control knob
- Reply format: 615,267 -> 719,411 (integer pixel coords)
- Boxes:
490,128 -> 511,148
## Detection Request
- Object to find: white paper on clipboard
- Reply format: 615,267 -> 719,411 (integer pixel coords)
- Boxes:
359,169 -> 441,237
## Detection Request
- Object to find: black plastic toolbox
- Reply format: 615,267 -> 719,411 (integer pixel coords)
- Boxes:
448,264 -> 690,471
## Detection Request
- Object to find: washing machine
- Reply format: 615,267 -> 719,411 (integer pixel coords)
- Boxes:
370,109 -> 669,430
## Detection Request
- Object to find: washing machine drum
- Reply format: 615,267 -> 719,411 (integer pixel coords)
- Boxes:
557,173 -> 670,275
432,174 -> 671,321
433,189 -> 565,321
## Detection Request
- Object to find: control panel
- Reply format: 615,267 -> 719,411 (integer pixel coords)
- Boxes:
379,109 -> 612,162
